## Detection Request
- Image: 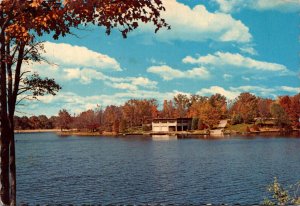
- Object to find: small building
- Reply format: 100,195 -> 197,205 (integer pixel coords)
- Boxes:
152,118 -> 192,132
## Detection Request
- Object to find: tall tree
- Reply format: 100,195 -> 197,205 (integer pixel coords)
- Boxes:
77,110 -> 100,132
279,94 -> 300,127
257,97 -> 273,122
231,92 -> 258,124
122,100 -> 136,128
0,1 -> 168,204
209,93 -> 227,119
122,99 -> 158,127
199,101 -> 221,128
174,94 -> 190,118
103,105 -> 122,132
187,95 -> 208,118
57,109 -> 72,131
161,100 -> 175,118
289,93 -> 300,127
270,103 -> 290,128
38,115 -> 52,129
189,98 -> 221,129
29,116 -> 42,129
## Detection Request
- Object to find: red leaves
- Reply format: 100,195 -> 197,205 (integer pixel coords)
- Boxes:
278,94 -> 300,127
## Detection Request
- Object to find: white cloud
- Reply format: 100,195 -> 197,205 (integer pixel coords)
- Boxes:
197,86 -> 262,99
64,68 -> 81,80
280,86 -> 300,93
148,58 -> 166,65
63,68 -> 107,84
43,41 -> 121,71
242,76 -> 250,81
140,0 -> 252,43
233,85 -> 276,96
197,86 -> 240,99
214,0 -> 237,13
106,77 -> 157,91
239,46 -> 258,55
147,65 -> 210,80
25,41 -> 121,83
23,42 -> 158,91
214,0 -> 300,13
147,65 -> 182,80
183,52 -> 288,72
108,83 -> 138,91
223,74 -> 233,80
130,77 -> 157,89
197,85 -> 299,100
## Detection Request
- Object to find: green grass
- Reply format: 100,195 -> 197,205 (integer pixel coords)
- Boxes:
226,123 -> 253,133
255,119 -> 275,125
125,126 -> 144,134
191,130 -> 209,135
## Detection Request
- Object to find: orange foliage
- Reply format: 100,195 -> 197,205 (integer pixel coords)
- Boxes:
279,94 -> 300,127
231,92 -> 258,123
1,0 -> 169,44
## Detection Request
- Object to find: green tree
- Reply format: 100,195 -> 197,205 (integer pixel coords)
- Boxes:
270,103 -> 290,128
174,94 -> 190,118
231,113 -> 243,125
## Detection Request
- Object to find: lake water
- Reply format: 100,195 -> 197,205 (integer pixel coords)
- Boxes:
16,133 -> 300,205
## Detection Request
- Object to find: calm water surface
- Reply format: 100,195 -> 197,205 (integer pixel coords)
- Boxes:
16,133 -> 300,205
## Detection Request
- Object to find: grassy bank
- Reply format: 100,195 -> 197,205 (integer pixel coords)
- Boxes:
226,123 -> 253,133
15,125 -> 299,137
15,129 -> 61,133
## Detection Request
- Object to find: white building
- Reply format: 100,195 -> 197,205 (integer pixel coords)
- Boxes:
152,118 -> 192,133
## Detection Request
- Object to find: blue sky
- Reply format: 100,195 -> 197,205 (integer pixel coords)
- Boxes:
19,0 -> 300,116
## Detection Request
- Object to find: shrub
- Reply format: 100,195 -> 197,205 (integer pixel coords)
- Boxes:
231,114 -> 243,125
262,177 -> 300,206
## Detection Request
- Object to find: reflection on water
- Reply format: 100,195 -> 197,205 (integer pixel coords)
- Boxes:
16,132 -> 300,205
152,135 -> 177,141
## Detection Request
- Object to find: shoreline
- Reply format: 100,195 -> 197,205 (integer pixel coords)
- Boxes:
14,129 -> 61,133
15,129 -> 300,137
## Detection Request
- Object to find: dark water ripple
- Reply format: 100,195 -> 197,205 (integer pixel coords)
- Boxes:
16,133 -> 300,205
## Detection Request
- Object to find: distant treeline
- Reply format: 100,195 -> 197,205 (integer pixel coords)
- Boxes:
15,92 -> 300,132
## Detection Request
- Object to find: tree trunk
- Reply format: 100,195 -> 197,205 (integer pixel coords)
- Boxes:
0,127 -> 10,205
0,29 -> 10,205
8,44 -> 25,206
9,128 -> 16,206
